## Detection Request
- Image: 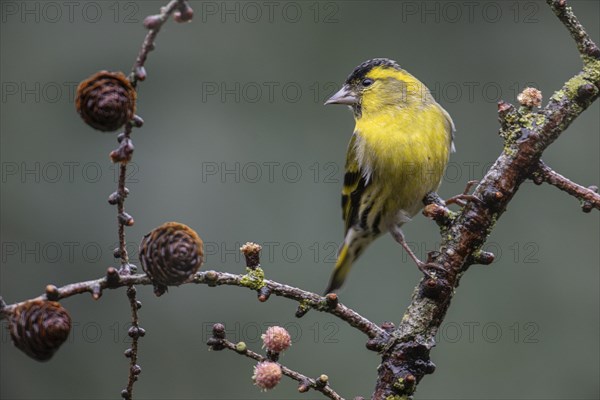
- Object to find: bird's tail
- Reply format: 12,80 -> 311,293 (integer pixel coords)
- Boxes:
324,233 -> 373,294
324,243 -> 354,295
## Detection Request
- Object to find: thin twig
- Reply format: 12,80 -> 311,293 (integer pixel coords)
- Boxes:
116,123 -> 133,270
0,270 -> 384,339
532,161 -> 600,211
130,0 -> 186,88
123,286 -> 143,400
547,0 -> 600,59
118,2 -> 187,397
203,271 -> 384,338
216,338 -> 344,400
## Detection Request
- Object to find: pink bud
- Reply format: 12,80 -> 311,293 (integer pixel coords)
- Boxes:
261,326 -> 291,353
252,362 -> 282,390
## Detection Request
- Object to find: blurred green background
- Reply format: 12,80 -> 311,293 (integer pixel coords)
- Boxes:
1,0 -> 598,399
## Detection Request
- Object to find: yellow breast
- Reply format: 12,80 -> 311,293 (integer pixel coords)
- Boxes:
354,102 -> 452,216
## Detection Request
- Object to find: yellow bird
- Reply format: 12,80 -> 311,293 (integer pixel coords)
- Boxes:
324,58 -> 455,294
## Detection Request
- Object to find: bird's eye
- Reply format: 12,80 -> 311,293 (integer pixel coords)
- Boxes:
362,79 -> 374,87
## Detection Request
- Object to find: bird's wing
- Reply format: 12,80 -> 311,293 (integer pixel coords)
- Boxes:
341,133 -> 369,233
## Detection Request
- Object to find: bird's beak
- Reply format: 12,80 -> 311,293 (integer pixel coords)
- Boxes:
325,85 -> 358,105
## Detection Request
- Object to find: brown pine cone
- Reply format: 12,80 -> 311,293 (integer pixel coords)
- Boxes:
76,71 -> 136,132
9,300 -> 71,361
139,222 -> 204,296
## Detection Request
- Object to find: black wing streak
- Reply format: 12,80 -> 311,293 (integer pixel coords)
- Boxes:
346,176 -> 368,233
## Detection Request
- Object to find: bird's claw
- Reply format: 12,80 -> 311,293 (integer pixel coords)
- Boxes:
416,261 -> 446,279
445,193 -> 482,207
445,180 -> 481,207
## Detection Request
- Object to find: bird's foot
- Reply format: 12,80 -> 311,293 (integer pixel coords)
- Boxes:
445,180 -> 481,207
415,260 -> 446,279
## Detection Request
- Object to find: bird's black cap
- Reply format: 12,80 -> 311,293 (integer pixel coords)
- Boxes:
346,58 -> 401,84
